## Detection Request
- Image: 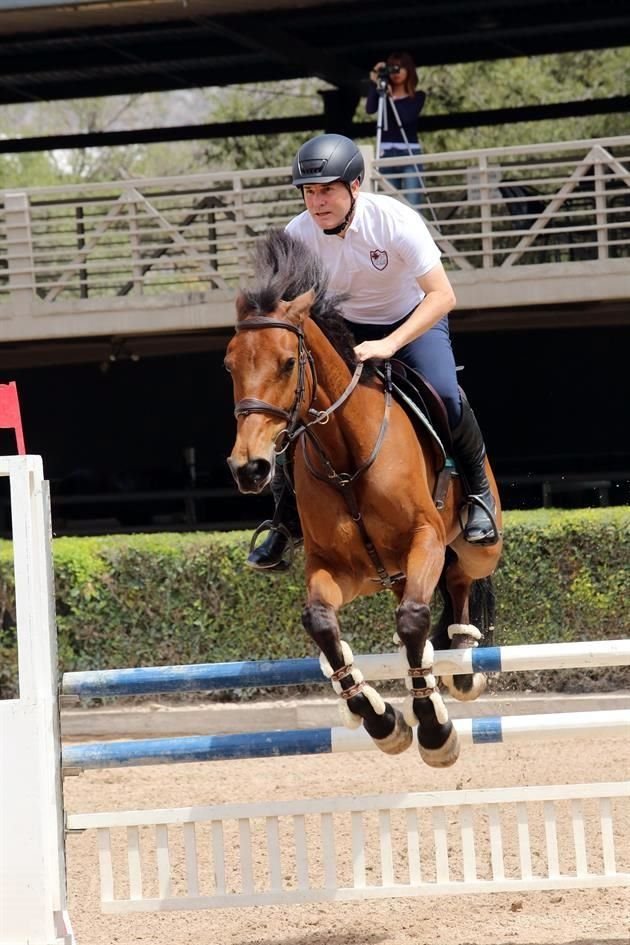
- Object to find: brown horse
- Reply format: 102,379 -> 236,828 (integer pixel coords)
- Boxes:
226,231 -> 503,767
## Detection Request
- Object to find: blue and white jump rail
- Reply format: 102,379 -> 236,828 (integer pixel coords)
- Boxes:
62,638 -> 630,698
2,455 -> 629,938
61,639 -> 630,771
62,707 -> 630,770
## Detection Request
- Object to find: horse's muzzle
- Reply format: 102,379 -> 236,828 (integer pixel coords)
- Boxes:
228,457 -> 273,494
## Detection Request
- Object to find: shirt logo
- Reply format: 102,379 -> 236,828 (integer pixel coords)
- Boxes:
370,249 -> 389,271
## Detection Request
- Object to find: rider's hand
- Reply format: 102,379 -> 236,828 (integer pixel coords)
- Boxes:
354,339 -> 397,362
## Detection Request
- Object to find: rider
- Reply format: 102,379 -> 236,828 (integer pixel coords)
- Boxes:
247,132 -> 499,571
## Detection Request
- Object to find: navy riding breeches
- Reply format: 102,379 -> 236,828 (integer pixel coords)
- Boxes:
346,314 -> 462,427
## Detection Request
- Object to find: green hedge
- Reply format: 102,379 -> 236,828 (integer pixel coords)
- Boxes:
0,507 -> 628,698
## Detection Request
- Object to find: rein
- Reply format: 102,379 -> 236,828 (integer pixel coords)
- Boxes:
233,316 -> 403,588
301,361 -> 403,587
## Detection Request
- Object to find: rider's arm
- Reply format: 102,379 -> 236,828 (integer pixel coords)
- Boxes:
354,263 -> 456,362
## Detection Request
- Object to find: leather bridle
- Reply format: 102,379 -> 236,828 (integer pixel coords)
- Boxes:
232,315 -> 403,587
233,317 -> 314,440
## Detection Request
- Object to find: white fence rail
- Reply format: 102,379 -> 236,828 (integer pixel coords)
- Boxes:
373,137 -> 630,271
1,136 -> 628,307
67,781 -> 630,912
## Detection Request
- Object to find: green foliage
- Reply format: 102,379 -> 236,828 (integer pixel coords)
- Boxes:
493,508 -> 630,645
201,80 -> 325,172
0,509 -> 628,698
0,150 -> 66,190
415,47 -> 630,152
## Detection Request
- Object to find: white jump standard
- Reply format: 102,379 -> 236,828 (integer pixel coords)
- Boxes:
0,456 -> 74,945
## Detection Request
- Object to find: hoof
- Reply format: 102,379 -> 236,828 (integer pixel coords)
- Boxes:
372,710 -> 413,755
418,726 -> 460,768
441,671 -> 487,702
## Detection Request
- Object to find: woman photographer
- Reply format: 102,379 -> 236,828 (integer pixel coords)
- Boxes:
366,50 -> 426,208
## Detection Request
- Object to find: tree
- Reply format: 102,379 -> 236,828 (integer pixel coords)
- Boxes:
200,80 -> 328,172
0,148 -> 63,189
415,47 -> 629,153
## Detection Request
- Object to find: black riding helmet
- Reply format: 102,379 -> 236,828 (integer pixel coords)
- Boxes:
292,134 -> 364,235
292,134 -> 365,187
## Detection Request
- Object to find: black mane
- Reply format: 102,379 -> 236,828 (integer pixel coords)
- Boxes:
242,229 -> 374,380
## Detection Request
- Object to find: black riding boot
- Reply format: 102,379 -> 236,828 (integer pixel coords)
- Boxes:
246,463 -> 302,571
451,394 -> 501,546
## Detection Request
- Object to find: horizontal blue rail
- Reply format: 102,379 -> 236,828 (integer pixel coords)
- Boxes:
62,728 -> 334,768
58,648 -> 508,698
60,708 -> 630,770
61,640 -> 630,699
63,658 -> 327,697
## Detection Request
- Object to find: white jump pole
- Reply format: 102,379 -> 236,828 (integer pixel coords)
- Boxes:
0,456 -> 73,945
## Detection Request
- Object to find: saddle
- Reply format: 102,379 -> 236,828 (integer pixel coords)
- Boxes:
377,359 -> 458,510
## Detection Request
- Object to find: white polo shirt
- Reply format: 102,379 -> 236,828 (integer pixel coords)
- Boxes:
285,191 -> 441,325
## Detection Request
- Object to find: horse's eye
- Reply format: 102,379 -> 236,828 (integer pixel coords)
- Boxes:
223,360 -> 232,374
282,357 -> 296,374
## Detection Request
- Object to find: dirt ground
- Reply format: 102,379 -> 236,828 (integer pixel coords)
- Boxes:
64,726 -> 630,945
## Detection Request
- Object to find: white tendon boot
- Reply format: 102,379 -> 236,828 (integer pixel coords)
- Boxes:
441,624 -> 487,701
395,635 -> 460,767
320,642 -> 411,754
319,641 -> 385,729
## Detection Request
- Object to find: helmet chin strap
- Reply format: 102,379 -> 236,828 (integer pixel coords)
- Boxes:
323,183 -> 356,236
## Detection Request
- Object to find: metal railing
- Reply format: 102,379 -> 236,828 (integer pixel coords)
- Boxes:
371,137 -> 630,272
0,136 -> 628,306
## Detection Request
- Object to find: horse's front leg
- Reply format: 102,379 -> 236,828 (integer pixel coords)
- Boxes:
302,558 -> 412,755
396,530 -> 459,767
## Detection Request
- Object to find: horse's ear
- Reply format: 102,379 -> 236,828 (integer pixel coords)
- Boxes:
235,291 -> 250,322
283,289 -> 316,325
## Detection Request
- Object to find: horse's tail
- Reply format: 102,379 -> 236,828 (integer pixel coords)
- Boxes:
468,574 -> 496,645
432,549 -> 496,648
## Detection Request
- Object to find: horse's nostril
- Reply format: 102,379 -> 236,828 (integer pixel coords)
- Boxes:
245,459 -> 271,484
229,457 -> 273,493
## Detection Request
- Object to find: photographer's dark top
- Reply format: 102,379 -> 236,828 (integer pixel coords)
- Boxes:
365,86 -> 426,152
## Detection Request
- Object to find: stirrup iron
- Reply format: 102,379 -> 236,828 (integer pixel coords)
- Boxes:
459,494 -> 501,545
249,519 -> 298,568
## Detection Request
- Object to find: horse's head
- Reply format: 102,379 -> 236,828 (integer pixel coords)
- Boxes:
225,288 -> 315,494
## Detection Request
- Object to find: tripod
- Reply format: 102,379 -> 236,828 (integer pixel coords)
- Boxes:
373,74 -> 438,222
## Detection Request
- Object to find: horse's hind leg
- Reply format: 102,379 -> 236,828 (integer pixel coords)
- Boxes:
302,561 -> 412,755
434,552 -> 495,701
396,532 -> 459,768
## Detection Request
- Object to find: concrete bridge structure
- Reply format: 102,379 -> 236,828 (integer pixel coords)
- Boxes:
1,135 -> 628,533
2,135 -> 628,348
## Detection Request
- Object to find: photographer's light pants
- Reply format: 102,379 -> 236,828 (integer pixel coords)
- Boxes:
380,144 -> 424,208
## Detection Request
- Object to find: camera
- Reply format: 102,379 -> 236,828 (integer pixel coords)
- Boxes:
377,64 -> 401,80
